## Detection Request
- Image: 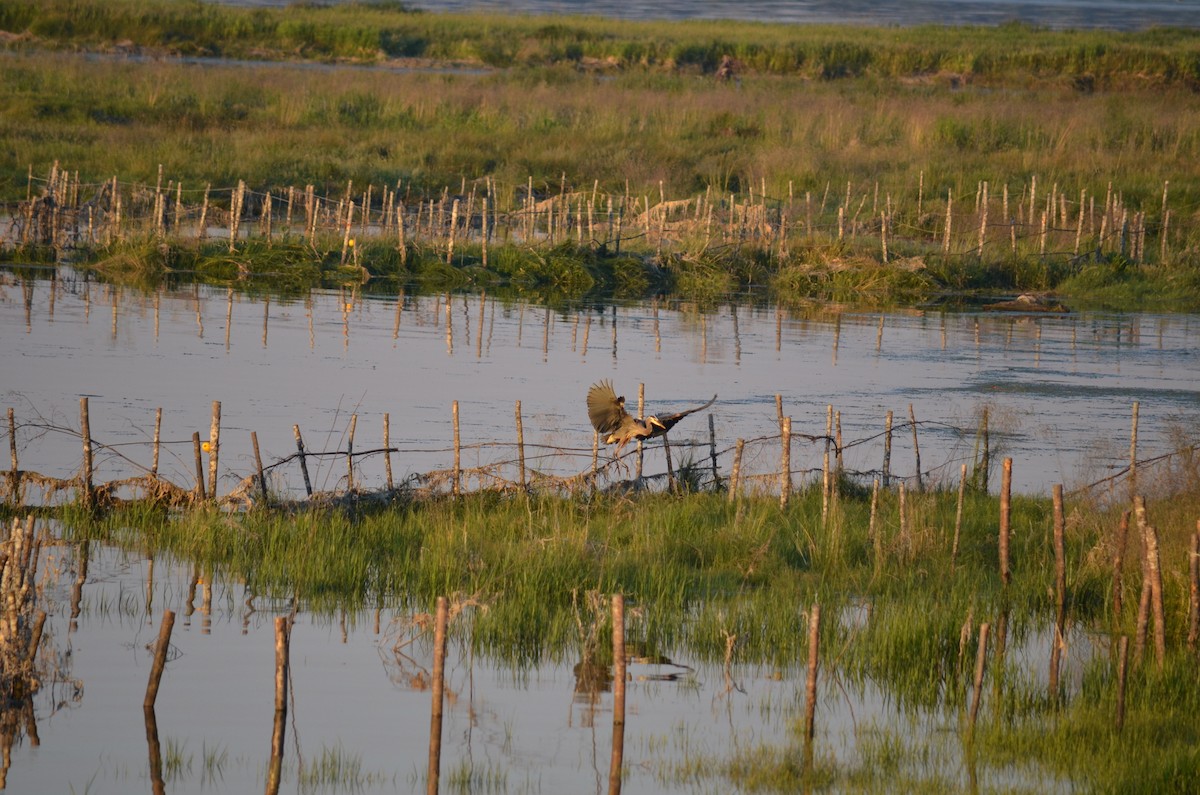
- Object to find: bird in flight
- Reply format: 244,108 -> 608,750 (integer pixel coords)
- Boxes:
587,380 -> 717,457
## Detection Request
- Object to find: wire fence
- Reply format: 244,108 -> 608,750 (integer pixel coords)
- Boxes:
3,397 -> 1189,512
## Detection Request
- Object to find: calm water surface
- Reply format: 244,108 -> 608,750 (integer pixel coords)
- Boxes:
229,0 -> 1200,30
2,269 -> 1196,793
2,270 -> 1198,498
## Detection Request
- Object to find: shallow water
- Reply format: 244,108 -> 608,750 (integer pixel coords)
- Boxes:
6,538 -> 1083,794
4,269 -> 1180,792
2,270 -> 1198,500
226,0 -> 1200,31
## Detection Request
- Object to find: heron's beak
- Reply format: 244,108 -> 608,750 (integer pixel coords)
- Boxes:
648,416 -> 666,430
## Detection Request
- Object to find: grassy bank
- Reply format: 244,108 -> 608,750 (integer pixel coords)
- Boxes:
3,2 -> 1199,308
50,457 -> 1200,790
3,0 -> 1200,87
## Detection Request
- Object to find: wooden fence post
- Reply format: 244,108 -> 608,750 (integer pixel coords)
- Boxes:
999,458 -> 1012,586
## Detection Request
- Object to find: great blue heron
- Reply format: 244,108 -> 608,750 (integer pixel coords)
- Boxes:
587,380 -> 717,457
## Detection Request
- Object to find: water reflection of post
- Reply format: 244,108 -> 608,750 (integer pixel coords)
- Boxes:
426,597 -> 449,795
610,306 -> 618,361
608,595 -> 626,795
803,604 -> 821,777
144,703 -> 166,795
266,616 -> 290,795
69,541 -> 89,631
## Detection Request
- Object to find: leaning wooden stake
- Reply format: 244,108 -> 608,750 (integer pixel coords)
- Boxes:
144,610 -> 176,709
999,458 -> 1013,586
952,463 -> 967,572
969,622 -> 990,728
427,596 -> 449,795
1134,496 -> 1166,668
293,425 -> 313,497
1189,523 -> 1200,654
251,432 -> 268,504
608,594 -> 627,795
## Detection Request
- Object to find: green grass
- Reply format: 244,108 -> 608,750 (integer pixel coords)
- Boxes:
53,469 -> 1200,791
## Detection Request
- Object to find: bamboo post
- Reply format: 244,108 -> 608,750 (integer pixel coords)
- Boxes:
804,604 -> 821,749
267,616 -> 290,795
1115,634 -> 1129,731
1050,484 -> 1066,698
515,401 -> 527,489
191,432 -> 205,499
293,425 -> 312,497
999,458 -> 1012,586
608,594 -> 627,795
80,397 -> 93,507
346,413 -> 357,492
384,413 -> 394,491
452,400 -> 461,496
780,417 -> 792,509
969,623 -> 990,728
952,463 -> 967,572
898,482 -> 908,542
251,432 -> 268,504
207,400 -> 221,501
728,439 -> 744,503
144,610 -> 175,709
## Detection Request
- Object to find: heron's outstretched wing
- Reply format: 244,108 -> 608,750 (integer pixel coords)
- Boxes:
648,394 -> 717,437
587,380 -> 630,435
